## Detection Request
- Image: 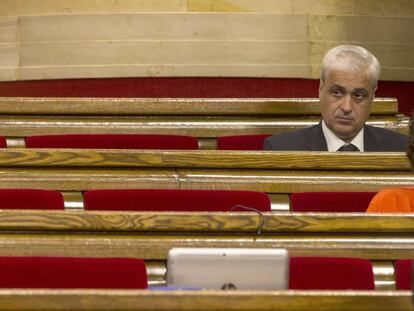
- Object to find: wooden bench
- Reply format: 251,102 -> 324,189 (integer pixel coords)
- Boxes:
0,289 -> 410,311
0,209 -> 412,289
0,150 -> 410,288
0,97 -> 408,149
0,149 -> 410,210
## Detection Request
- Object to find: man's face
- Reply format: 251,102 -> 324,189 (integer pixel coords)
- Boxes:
319,69 -> 374,142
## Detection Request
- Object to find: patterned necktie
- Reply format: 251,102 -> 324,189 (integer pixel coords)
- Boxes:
337,144 -> 360,152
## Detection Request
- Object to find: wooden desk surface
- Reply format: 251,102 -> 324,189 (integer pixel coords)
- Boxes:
0,97 -> 399,115
0,211 -> 413,260
0,149 -> 409,170
0,150 -> 410,193
0,289 -> 411,311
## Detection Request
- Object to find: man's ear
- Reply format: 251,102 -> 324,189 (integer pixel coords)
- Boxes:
373,86 -> 377,99
318,79 -> 324,96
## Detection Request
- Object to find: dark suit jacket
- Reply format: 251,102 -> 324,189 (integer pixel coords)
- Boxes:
263,122 -> 408,152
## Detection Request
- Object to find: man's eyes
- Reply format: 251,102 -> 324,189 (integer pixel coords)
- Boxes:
352,92 -> 368,102
329,87 -> 368,101
330,88 -> 345,96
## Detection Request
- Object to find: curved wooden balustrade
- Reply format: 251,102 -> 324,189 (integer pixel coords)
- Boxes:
0,290 -> 410,311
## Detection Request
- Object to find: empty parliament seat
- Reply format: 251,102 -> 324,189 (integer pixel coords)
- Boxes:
217,134 -> 271,150
289,257 -> 375,290
84,189 -> 271,212
0,256 -> 147,289
290,192 -> 377,212
0,189 -> 64,210
394,259 -> 413,290
25,134 -> 199,150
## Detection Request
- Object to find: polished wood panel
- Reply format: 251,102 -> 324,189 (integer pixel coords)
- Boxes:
0,116 -> 408,138
0,97 -> 399,115
0,150 -> 408,170
0,210 -> 413,233
0,290 -> 411,311
0,151 -> 410,193
0,211 -> 413,261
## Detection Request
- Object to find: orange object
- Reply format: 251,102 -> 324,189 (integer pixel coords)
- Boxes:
366,188 -> 414,213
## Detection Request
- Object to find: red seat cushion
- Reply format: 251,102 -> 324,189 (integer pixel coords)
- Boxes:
217,134 -> 271,150
289,257 -> 375,290
84,189 -> 271,212
25,134 -> 199,149
0,189 -> 64,210
290,192 -> 377,212
0,137 -> 6,148
394,259 -> 413,290
0,256 -> 147,289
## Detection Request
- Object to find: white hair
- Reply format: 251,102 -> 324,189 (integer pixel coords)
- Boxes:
321,45 -> 381,89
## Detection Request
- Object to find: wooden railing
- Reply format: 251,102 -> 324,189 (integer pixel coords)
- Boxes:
0,150 -> 409,194
0,289 -> 410,311
0,97 -> 408,149
0,97 -> 401,115
0,209 -> 412,288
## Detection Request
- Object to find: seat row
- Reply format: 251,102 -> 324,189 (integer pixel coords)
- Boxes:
0,255 -> 411,290
0,133 -> 313,150
0,97 -> 408,150
0,133 -> 283,150
0,188 -> 379,212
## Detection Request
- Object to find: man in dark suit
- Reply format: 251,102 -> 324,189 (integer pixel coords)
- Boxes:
263,45 -> 407,152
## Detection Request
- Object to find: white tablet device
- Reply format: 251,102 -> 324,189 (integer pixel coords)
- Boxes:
167,248 -> 289,290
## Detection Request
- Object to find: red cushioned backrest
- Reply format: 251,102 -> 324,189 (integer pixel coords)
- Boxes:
84,189 -> 271,212
394,259 -> 413,290
217,134 -> 272,150
0,137 -> 6,148
0,189 -> 64,210
289,257 -> 375,290
25,134 -> 199,149
290,192 -> 377,212
0,256 -> 147,289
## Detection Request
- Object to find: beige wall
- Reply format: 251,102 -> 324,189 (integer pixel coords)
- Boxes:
0,0 -> 413,81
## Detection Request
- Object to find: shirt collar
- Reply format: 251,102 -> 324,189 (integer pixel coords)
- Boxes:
321,120 -> 364,152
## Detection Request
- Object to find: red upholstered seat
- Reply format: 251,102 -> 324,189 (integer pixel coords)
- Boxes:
0,189 -> 64,210
0,256 -> 147,289
289,257 -> 375,290
217,134 -> 271,150
84,189 -> 271,212
394,259 -> 413,290
25,134 -> 199,149
0,137 -> 6,148
290,192 -> 377,212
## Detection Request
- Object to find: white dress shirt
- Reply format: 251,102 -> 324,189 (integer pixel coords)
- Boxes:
321,120 -> 364,152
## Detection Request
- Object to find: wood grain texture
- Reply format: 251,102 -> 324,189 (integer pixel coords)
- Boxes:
0,115 -> 407,138
0,150 -> 408,170
0,97 -> 399,115
0,290 -> 411,311
0,211 -> 413,260
0,167 -> 181,190
0,167 -> 411,193
178,169 -> 414,193
0,233 -> 412,260
0,210 -> 413,233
